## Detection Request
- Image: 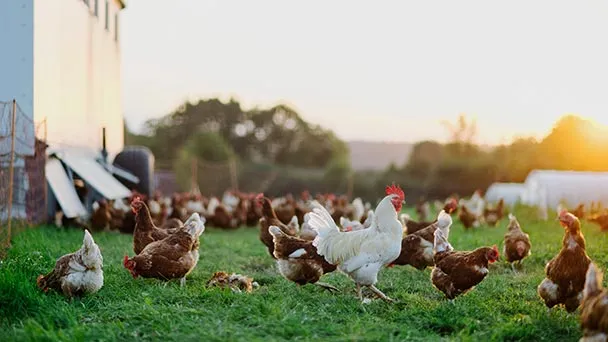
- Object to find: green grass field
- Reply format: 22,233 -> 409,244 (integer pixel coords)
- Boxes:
1,207 -> 607,342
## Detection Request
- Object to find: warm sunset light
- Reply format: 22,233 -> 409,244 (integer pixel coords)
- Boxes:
3,1 -> 608,341
120,1 -> 608,146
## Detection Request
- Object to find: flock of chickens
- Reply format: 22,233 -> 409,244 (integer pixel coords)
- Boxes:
37,185 -> 608,341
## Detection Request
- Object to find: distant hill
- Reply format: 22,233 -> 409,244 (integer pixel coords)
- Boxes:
347,141 -> 414,171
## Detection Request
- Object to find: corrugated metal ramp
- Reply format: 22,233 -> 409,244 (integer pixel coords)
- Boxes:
45,158 -> 87,218
58,151 -> 131,200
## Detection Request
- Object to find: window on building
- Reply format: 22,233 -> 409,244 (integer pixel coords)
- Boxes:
104,1 -> 109,30
94,0 -> 99,17
114,13 -> 119,42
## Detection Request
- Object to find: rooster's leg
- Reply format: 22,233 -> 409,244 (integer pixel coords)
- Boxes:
369,285 -> 394,303
180,277 -> 186,287
356,283 -> 363,301
314,282 -> 338,293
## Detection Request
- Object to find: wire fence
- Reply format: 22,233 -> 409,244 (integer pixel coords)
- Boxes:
157,158 -> 238,196
156,157 -> 352,198
0,100 -> 47,256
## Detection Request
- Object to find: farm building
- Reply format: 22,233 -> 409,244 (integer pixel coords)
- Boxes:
521,169 -> 608,211
0,1 -> 139,224
484,182 -> 525,206
0,0 -> 126,155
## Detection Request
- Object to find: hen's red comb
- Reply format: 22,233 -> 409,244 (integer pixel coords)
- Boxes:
492,244 -> 499,254
385,184 -> 405,201
255,193 -> 264,200
123,255 -> 129,268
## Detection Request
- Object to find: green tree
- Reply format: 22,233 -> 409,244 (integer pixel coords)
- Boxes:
403,140 -> 444,180
138,98 -> 348,169
492,137 -> 539,182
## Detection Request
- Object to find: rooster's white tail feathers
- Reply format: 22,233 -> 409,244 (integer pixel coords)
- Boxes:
309,201 -> 340,241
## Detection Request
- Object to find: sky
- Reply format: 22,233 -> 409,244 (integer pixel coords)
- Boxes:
121,0 -> 608,145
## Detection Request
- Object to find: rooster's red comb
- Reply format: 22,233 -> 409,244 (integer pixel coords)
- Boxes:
385,184 -> 405,201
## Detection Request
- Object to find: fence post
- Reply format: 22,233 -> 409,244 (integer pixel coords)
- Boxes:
6,99 -> 17,248
347,172 -> 354,199
191,157 -> 197,192
43,118 -> 48,223
229,159 -> 238,192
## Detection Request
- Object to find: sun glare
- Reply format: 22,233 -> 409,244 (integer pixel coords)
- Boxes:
581,115 -> 608,144
585,115 -> 608,128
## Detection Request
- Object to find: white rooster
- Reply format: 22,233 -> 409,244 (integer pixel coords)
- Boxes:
309,184 -> 405,303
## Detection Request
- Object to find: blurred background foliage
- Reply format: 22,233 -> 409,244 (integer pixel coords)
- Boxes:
125,98 -> 608,201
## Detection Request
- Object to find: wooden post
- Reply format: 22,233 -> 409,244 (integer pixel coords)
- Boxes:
6,100 -> 17,247
229,159 -> 238,192
43,118 -> 48,220
191,157 -> 197,192
346,171 -> 354,199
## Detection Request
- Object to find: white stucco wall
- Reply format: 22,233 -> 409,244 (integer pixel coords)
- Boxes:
33,0 -> 125,156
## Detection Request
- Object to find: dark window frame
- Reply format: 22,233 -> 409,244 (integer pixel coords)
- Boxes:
104,0 -> 109,30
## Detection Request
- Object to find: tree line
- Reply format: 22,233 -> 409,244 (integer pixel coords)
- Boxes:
125,99 -> 608,201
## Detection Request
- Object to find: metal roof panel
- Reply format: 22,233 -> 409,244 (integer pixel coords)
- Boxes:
45,158 -> 88,218
59,152 -> 131,200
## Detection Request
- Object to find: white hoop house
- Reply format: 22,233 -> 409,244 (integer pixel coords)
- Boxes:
484,182 -> 525,206
522,170 -> 608,210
